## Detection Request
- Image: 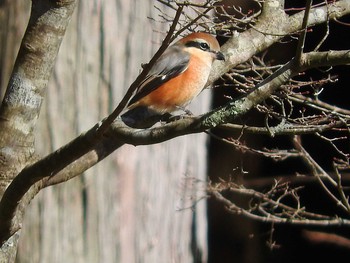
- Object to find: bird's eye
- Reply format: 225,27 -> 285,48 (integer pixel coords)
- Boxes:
199,42 -> 210,51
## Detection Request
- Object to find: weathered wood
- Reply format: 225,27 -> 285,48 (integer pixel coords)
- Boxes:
0,1 -> 209,262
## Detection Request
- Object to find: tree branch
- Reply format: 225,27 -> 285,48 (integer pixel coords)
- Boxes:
218,120 -> 348,136
210,186 -> 350,227
25,46 -> 350,191
1,0 -> 350,245
209,0 -> 350,84
96,5 -> 184,134
295,0 -> 313,62
0,0 -> 77,244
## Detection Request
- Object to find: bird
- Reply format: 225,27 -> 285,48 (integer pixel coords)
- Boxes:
121,32 -> 225,128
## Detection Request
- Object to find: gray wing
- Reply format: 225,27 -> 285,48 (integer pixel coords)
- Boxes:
128,45 -> 190,106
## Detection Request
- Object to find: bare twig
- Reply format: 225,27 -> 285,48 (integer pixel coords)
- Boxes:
292,135 -> 350,212
218,120 -> 348,136
295,0 -> 313,62
97,5 -> 184,135
334,162 -> 350,213
209,186 -> 350,227
289,93 -> 350,118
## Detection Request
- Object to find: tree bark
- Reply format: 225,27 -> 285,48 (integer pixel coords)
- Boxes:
0,1 -> 209,262
0,3 -> 30,261
0,0 -> 76,261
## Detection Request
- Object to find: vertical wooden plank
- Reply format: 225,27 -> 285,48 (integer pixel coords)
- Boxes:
6,0 -> 210,262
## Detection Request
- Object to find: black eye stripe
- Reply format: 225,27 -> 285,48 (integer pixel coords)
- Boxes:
185,40 -> 210,51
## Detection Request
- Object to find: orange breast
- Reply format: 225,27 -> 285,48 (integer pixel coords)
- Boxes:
137,54 -> 212,113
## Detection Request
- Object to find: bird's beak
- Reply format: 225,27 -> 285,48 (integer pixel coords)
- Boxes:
214,51 -> 225,61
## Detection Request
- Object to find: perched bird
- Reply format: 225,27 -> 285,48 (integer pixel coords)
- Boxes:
122,32 -> 225,128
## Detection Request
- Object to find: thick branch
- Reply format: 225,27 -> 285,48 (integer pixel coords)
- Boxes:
1,45 -> 348,244
300,50 -> 350,70
1,0 -> 350,245
29,3 -> 350,194
209,0 -> 350,84
28,47 -> 350,193
0,0 -> 77,244
0,0 -> 76,145
97,5 -> 184,134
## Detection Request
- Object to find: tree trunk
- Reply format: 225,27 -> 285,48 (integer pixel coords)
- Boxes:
0,1 -> 209,262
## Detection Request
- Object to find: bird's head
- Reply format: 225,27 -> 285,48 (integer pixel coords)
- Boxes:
177,32 -> 225,61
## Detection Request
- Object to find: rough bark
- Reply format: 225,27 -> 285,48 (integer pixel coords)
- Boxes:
1,0 -> 348,262
0,0 -> 76,260
0,1 -> 209,262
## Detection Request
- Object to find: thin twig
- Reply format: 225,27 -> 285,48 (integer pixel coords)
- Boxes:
295,0 -> 313,62
218,121 -> 347,136
292,135 -> 350,213
334,163 -> 350,213
97,5 -> 184,135
210,190 -> 350,226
